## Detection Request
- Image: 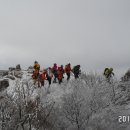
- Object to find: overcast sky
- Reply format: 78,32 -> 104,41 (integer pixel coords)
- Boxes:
0,0 -> 130,78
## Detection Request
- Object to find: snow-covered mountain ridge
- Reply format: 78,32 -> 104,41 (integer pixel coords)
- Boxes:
0,70 -> 130,130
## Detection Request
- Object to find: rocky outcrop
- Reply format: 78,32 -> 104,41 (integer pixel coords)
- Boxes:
27,66 -> 33,73
9,67 -> 15,71
8,70 -> 23,79
16,64 -> 21,71
14,71 -> 23,78
4,75 -> 15,80
2,71 -> 8,76
0,79 -> 9,91
9,64 -> 21,71
121,69 -> 130,82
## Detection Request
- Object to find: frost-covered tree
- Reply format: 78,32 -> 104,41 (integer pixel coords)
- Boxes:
61,73 -> 119,130
1,71 -> 130,130
121,69 -> 130,82
62,87 -> 92,130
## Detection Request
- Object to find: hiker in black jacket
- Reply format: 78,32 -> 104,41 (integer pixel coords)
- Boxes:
73,65 -> 81,79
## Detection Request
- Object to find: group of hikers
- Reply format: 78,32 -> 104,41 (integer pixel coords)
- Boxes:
32,61 -> 81,87
31,61 -> 115,87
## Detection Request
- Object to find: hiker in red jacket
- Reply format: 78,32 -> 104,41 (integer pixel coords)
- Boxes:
65,63 -> 72,81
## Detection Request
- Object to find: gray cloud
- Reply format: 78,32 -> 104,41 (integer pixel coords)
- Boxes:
0,0 -> 130,78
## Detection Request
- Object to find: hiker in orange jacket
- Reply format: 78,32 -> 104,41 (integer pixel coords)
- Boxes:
65,63 -> 72,81
58,66 -> 64,84
32,69 -> 40,87
39,70 -> 47,87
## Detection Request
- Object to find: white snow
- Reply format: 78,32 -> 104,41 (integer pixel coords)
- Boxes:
6,70 -> 73,106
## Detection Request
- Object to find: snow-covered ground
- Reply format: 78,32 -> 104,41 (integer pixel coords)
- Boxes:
1,70 -> 130,130
6,70 -> 74,106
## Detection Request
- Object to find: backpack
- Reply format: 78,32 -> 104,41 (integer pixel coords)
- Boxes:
46,69 -> 53,78
73,65 -> 80,73
104,68 -> 109,75
40,73 -> 46,80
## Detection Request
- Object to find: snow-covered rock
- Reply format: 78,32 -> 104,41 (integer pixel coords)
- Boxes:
4,75 -> 15,80
121,68 -> 130,81
9,67 -> 15,71
16,64 -> 21,71
0,79 -> 9,91
27,66 -> 33,73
